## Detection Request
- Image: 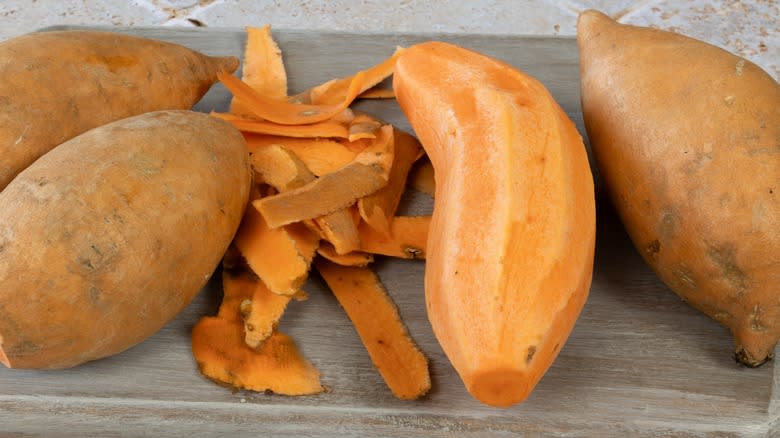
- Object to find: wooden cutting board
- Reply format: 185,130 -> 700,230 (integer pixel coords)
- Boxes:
1,26 -> 777,437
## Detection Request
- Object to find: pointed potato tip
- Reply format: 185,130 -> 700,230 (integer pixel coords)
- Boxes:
213,55 -> 240,74
577,9 -> 615,35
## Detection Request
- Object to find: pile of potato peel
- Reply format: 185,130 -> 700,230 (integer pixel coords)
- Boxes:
191,25 -> 433,400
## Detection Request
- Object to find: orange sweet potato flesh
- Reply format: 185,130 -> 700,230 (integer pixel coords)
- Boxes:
358,87 -> 395,99
254,125 -> 394,228
358,128 -> 423,236
215,114 -> 350,139
218,70 -> 365,125
315,259 -> 430,399
192,257 -> 321,395
317,243 -> 374,267
0,31 -> 238,192
233,203 -> 319,296
293,47 -> 404,105
243,134 -> 357,176
358,216 -> 430,260
578,11 -> 780,366
250,145 -> 359,254
394,42 -> 596,407
230,25 -> 287,115
234,272 -> 292,348
192,318 -> 323,395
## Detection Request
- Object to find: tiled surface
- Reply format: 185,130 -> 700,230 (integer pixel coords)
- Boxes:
0,0 -> 777,78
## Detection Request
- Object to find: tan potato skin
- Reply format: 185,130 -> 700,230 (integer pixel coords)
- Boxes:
0,30 -> 239,191
0,110 -> 251,369
578,10 -> 780,366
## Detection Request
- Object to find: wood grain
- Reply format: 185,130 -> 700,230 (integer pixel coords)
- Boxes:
0,26 -> 776,437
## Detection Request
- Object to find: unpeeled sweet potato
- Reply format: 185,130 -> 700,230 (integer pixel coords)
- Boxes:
0,30 -> 239,190
0,110 -> 251,369
578,10 -> 780,366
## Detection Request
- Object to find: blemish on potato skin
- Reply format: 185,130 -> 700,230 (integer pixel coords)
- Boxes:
88,286 -> 101,304
644,239 -> 661,260
735,59 -> 745,76
526,346 -> 536,364
707,243 -> 748,295
749,305 -> 766,332
79,257 -> 95,271
9,340 -> 41,356
673,265 -> 697,290
658,210 -> 677,239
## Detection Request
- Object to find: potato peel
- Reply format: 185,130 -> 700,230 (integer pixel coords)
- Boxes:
359,216 -> 430,259
315,258 -> 430,399
253,125 -> 395,228
192,317 -> 323,396
358,128 -> 423,237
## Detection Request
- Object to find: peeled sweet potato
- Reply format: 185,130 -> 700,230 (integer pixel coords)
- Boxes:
0,30 -> 238,191
0,110 -> 251,369
578,10 -> 780,366
394,42 -> 596,407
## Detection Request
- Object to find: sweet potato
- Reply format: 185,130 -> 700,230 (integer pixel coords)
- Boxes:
0,110 -> 251,369
394,42 -> 596,407
0,30 -> 238,191
578,10 -> 780,366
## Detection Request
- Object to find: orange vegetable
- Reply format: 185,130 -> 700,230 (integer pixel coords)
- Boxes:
317,242 -> 374,267
348,114 -> 382,142
251,144 -> 360,255
253,125 -> 394,228
251,144 -> 315,191
358,128 -> 423,236
358,87 -> 395,99
0,31 -> 239,192
230,25 -> 287,116
243,134 -> 357,176
239,276 -> 292,349
219,259 -> 255,322
192,253 -> 320,395
215,113 -> 349,138
578,10 -> 780,367
222,256 -> 292,348
394,42 -> 596,407
315,212 -> 361,255
358,216 -> 430,259
315,259 -> 430,399
0,111 -> 251,370
218,70 -> 365,125
294,47 -> 405,105
233,204 -> 319,296
192,317 -> 323,395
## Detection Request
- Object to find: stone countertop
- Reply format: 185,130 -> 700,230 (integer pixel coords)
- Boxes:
0,0 -> 777,79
